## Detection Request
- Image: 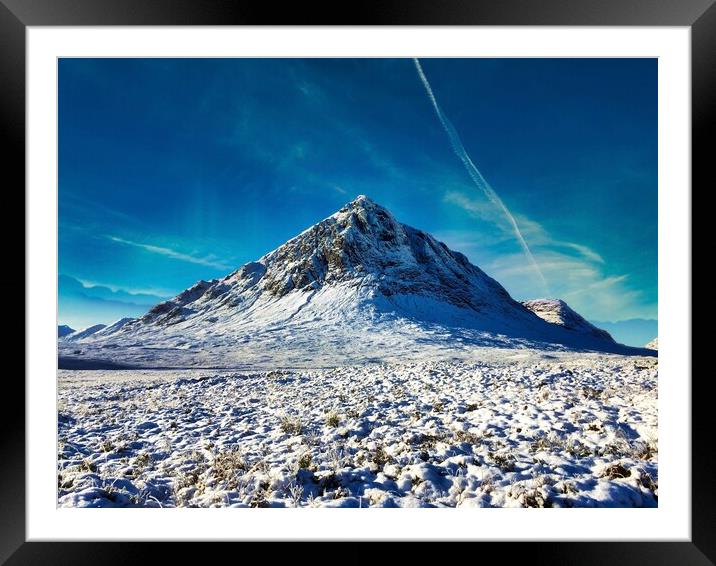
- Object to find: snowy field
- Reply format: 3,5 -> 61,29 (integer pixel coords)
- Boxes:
57,352 -> 658,508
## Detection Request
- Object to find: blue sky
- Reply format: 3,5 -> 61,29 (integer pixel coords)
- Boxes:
59,58 -> 657,344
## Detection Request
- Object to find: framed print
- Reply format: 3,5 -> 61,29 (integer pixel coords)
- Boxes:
6,0 -> 707,563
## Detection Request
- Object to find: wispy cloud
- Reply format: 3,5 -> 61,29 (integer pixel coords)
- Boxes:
444,191 -> 605,265
220,69 -> 432,204
74,278 -> 177,299
443,191 -> 498,224
107,236 -> 231,270
60,194 -> 139,228
511,214 -> 605,265
562,274 -> 629,298
559,242 -> 605,265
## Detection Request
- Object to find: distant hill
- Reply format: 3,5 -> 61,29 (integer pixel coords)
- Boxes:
61,324 -> 107,341
58,274 -> 169,330
58,325 -> 75,338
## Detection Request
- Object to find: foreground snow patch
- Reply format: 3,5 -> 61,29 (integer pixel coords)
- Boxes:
57,356 -> 658,508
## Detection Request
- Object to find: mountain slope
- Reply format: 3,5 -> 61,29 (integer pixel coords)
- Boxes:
59,196 -> 652,368
646,337 -> 658,350
93,317 -> 136,338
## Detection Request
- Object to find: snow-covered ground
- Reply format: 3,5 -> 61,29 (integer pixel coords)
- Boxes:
56,199 -> 658,508
57,352 -> 658,508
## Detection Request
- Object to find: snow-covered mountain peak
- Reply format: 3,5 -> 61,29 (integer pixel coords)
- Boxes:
521,299 -> 614,343
236,194 -> 512,311
121,194 -> 525,330
332,193 -> 400,234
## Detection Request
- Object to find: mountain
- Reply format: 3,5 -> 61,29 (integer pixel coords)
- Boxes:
62,323 -> 107,341
58,325 -> 75,338
522,299 -> 614,343
135,195 -> 535,330
646,337 -> 658,350
59,196 -> 652,368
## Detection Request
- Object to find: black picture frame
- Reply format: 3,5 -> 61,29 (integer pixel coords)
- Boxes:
5,0 -> 705,563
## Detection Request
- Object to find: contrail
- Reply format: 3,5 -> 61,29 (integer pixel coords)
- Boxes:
413,58 -> 548,294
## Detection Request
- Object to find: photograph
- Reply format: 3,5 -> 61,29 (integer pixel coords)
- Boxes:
56,56 -> 658,509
